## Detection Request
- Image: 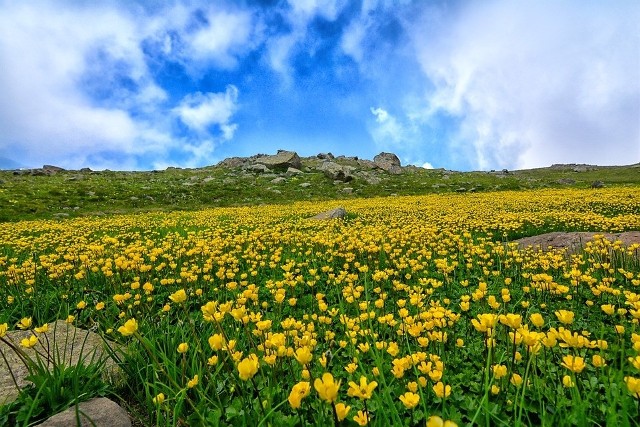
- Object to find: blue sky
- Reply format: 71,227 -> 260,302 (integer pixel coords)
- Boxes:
0,0 -> 638,171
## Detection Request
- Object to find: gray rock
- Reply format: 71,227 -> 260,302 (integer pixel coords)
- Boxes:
43,165 -> 65,173
217,157 -> 249,168
373,152 -> 402,174
0,321 -> 123,406
357,159 -> 376,169
320,162 -> 353,182
249,164 -> 270,173
455,187 -> 467,192
317,153 -> 334,160
310,207 -> 347,220
255,150 -> 302,170
271,177 -> 286,184
203,177 -> 215,183
35,397 -> 131,427
557,178 -> 575,185
299,182 -> 312,188
286,167 -> 302,175
342,187 -> 353,194
591,180 -> 605,188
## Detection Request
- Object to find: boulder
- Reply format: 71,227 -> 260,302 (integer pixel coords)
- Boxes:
43,165 -> 65,173
0,320 -> 123,405
271,177 -> 286,184
513,231 -> 640,255
373,152 -> 402,174
249,164 -> 270,173
217,157 -> 249,169
310,207 -> 347,220
320,162 -> 353,182
255,151 -> 302,170
286,167 -> 302,175
35,397 -> 131,427
317,153 -> 334,160
591,180 -> 605,188
557,178 -> 575,185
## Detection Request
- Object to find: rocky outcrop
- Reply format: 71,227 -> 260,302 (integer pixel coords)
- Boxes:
35,397 -> 131,427
0,320 -> 123,405
373,152 -> 402,174
320,162 -> 353,182
255,150 -> 302,170
310,207 -> 347,220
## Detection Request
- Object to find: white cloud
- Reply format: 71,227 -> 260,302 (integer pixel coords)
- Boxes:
369,106 -> 420,151
0,1 -> 250,170
421,162 -> 434,169
409,1 -> 640,169
174,86 -> 239,139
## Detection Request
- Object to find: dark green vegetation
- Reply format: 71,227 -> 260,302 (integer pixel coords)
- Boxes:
0,157 -> 638,221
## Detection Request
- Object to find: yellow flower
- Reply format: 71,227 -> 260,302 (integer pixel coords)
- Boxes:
347,376 -> 378,400
95,302 -> 105,311
187,374 -> 198,388
353,410 -> 370,426
426,415 -> 458,427
471,313 -> 498,333
432,381 -> 451,398
66,315 -> 75,324
530,313 -> 544,328
76,300 -> 86,310
499,313 -> 522,329
592,354 -> 607,368
34,323 -> 49,334
345,362 -> 358,374
510,374 -> 523,387
118,318 -> 138,336
561,355 -> 586,373
563,375 -> 574,388
314,372 -> 341,403
616,325 -> 625,334
601,304 -> 616,315
625,376 -> 640,397
335,402 -> 351,421
17,317 -> 32,330
288,381 -> 311,409
399,391 -> 420,409
555,310 -> 574,325
492,364 -> 508,379
20,334 -> 38,348
169,289 -> 187,303
177,342 -> 189,353
208,355 -> 219,366
153,393 -> 165,405
0,323 -> 7,338
294,346 -> 313,365
237,355 -> 259,381
208,334 -> 225,351
491,385 -> 500,395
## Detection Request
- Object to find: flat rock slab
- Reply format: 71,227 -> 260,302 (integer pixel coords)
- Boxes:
0,320 -> 123,405
513,231 -> 640,254
35,397 -> 131,427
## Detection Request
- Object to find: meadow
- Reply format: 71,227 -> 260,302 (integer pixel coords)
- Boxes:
1,187 -> 640,426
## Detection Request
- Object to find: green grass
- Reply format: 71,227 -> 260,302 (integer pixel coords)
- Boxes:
1,160 -> 638,221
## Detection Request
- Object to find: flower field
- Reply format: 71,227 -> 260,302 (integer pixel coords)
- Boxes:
2,187 -> 640,426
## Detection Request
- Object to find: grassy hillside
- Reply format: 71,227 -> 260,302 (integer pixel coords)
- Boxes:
0,155 -> 638,221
